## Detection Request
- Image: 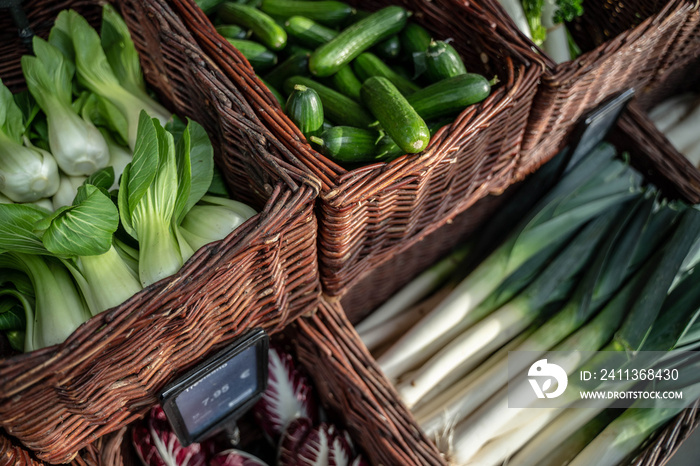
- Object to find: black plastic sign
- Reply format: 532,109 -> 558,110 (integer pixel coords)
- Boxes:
568,88 -> 636,167
160,328 -> 269,446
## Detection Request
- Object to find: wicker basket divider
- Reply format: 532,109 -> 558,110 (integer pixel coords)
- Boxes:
0,0 -> 321,463
607,57 -> 700,204
290,300 -> 446,466
630,399 -> 700,466
291,301 -> 700,466
165,0 -> 545,298
476,0 -> 696,176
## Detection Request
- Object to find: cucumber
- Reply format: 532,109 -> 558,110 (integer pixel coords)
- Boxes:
196,0 -> 227,15
218,3 -> 287,50
262,51 -> 310,91
215,24 -> 249,40
227,38 -> 278,72
376,117 -> 453,161
284,76 -> 374,128
261,0 -> 355,27
309,6 -> 409,77
400,22 -> 432,57
285,84 -> 324,138
260,78 -> 285,106
283,44 -> 312,57
284,16 -> 338,49
353,52 -> 420,96
310,126 -> 381,162
372,35 -> 401,60
331,65 -> 362,101
361,76 -> 429,154
425,40 -> 467,82
407,73 -> 491,120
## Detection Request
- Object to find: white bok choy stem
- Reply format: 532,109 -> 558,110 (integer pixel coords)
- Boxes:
377,146 -> 641,380
355,244 -> 470,337
0,82 -> 60,203
396,210 -> 620,408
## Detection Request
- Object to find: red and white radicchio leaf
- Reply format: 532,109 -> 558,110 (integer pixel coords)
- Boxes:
351,455 -> 369,466
132,405 -> 208,466
328,426 -> 353,466
291,423 -> 341,466
210,449 -> 270,466
278,417 -> 313,466
253,347 -> 316,438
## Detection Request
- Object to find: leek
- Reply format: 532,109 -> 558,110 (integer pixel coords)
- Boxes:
448,206 -> 700,464
396,206 -> 621,408
377,145 -> 642,380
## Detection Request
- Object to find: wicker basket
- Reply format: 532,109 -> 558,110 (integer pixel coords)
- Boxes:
3,300 -> 698,466
296,302 -> 700,466
477,0 -> 697,172
0,0 -> 320,463
609,58 -> 700,204
167,0 -> 545,298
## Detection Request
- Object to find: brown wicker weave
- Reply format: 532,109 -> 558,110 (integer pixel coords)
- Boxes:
291,300 -> 446,466
167,0 -> 544,298
611,100 -> 700,204
630,400 -> 700,466
477,0 -> 696,175
0,0 -> 320,463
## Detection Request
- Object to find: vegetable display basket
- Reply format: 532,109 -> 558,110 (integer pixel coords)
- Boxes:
0,0 -> 320,463
167,0 -> 544,298
479,0 -> 697,169
295,302 -> 700,466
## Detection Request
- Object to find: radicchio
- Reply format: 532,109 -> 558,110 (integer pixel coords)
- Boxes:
278,417 -> 313,465
279,422 -> 355,466
209,449 -> 270,466
253,346 -> 316,439
132,405 -> 210,466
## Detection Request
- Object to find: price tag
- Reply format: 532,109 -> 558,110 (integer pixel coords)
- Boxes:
160,328 -> 269,446
568,88 -> 636,167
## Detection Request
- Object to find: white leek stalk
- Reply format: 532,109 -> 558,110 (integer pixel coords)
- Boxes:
356,244 -> 469,337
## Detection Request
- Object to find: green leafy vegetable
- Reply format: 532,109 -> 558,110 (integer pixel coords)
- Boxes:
21,36 -> 110,176
0,80 -> 60,202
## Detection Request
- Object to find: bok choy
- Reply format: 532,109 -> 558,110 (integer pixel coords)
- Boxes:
21,36 -> 110,176
0,81 -> 59,202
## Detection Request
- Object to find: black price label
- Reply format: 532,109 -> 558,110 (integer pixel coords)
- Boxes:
160,329 -> 268,446
568,88 -> 635,167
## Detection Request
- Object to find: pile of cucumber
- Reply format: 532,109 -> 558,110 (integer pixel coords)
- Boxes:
206,0 -> 493,164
